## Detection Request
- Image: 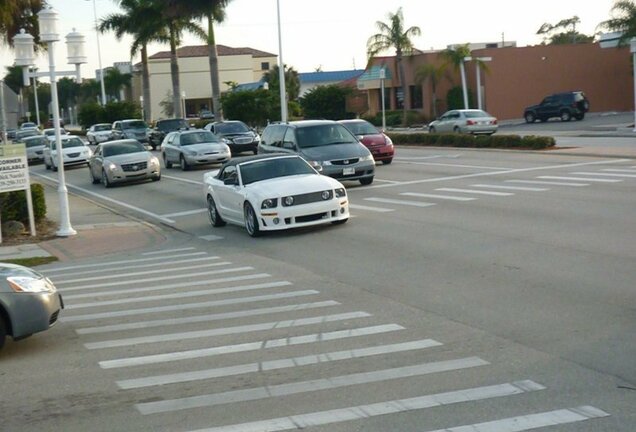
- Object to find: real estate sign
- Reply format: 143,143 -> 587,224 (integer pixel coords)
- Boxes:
0,143 -> 29,193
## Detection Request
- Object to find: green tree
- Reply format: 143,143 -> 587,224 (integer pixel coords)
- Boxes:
414,62 -> 448,118
300,85 -> 351,120
367,7 -> 421,125
537,16 -> 594,44
263,64 -> 301,120
0,0 -> 43,47
104,68 -> 132,100
221,89 -> 273,126
56,77 -> 80,111
599,1 -> 636,46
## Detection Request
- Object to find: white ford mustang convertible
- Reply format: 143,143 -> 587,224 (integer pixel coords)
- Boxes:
203,154 -> 350,237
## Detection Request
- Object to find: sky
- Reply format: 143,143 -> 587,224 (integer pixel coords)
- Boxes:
0,0 -> 619,82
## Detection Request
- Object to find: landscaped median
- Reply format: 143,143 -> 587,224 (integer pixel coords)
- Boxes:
387,132 -> 556,150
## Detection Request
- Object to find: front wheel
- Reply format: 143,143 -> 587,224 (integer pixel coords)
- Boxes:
524,112 -> 536,123
359,176 -> 374,186
51,161 -> 58,172
101,170 -> 111,188
180,155 -> 190,171
453,126 -> 461,134
163,153 -> 172,169
560,110 -> 572,122
89,167 -> 99,184
207,195 -> 226,227
429,126 -> 436,133
244,202 -> 261,237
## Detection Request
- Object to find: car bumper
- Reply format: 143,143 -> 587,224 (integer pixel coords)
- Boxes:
184,152 -> 231,165
321,161 -> 376,181
464,125 -> 498,134
228,142 -> 258,153
93,135 -> 110,143
108,167 -> 160,184
258,198 -> 350,231
6,291 -> 63,339
367,145 -> 394,161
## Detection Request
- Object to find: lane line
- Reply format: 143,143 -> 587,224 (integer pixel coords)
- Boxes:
436,188 -> 513,196
88,311 -> 372,350
396,161 -> 515,170
179,380 -> 545,432
64,273 -> 270,300
82,301 -> 340,336
348,203 -> 395,213
394,154 -> 462,160
40,252 -> 207,273
162,208 -> 207,218
61,284 -> 304,322
102,322 -> 400,369
136,356 -> 489,414
59,267 -> 253,292
426,406 -> 610,432
161,174 -> 204,185
116,339 -> 442,389
66,278 -> 289,309
365,197 -> 436,208
505,179 -> 589,187
200,234 -> 224,241
538,175 -> 621,183
400,192 -> 476,201
571,171 -> 636,178
373,178 -> 402,184
470,184 -> 549,192
142,247 -> 196,255
602,168 -> 636,173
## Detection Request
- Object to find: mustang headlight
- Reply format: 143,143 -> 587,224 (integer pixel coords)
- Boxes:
321,190 -> 332,200
283,196 -> 295,206
335,188 -> 346,198
7,276 -> 56,293
261,198 -> 278,209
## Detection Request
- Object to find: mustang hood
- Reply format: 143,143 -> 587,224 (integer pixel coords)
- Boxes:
246,174 -> 338,196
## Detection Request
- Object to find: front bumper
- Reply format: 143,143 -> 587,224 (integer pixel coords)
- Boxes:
258,198 -> 350,231
7,291 -> 63,339
321,160 -> 376,182
184,151 -> 231,165
367,144 -> 394,161
107,166 -> 160,184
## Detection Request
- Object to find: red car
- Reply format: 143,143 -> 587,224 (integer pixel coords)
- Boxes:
339,119 -> 394,165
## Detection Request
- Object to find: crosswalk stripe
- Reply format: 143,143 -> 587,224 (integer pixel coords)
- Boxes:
470,184 -> 549,192
86,311 -> 371,350
136,356 -> 489,414
436,188 -> 513,196
59,267 -> 254,292
66,279 -> 292,310
101,322 -> 401,369
348,203 -> 395,212
538,175 -> 621,183
40,252 -> 208,274
365,197 -> 436,207
602,168 -> 636,173
571,171 -> 636,178
505,179 -> 589,187
64,273 -> 269,300
56,260 -> 226,284
142,247 -> 196,255
61,284 -> 304,322
179,380 -> 545,432
116,339 -> 442,389
400,192 -> 476,201
425,406 -> 610,432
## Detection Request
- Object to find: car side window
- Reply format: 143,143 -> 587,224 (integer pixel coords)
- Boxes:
282,128 -> 296,149
219,165 -> 237,183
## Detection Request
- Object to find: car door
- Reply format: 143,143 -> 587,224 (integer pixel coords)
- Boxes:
164,133 -> 178,163
537,96 -> 557,119
90,145 -> 104,177
437,112 -> 455,133
215,165 -> 243,222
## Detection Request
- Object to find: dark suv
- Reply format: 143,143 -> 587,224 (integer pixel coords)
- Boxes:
149,118 -> 189,150
524,91 -> 589,123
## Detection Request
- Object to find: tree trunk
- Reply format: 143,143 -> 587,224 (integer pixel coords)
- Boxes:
169,24 -> 182,118
141,44 -> 152,122
207,14 -> 223,121
396,51 -> 408,126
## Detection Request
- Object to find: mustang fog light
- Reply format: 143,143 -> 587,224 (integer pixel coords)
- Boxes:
340,207 -> 346,214
273,217 -> 280,225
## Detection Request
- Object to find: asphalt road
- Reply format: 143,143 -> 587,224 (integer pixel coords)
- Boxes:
4,140 -> 636,431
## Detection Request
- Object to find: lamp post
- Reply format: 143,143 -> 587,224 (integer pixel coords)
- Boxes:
460,56 -> 471,109
475,57 -> 492,110
379,67 -> 386,131
631,38 -> 636,132
31,67 -> 41,127
181,91 -> 186,118
86,0 -> 107,106
276,0 -> 288,122
13,7 -> 86,237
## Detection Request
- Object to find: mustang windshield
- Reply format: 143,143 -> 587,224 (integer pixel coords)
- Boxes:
240,157 -> 315,185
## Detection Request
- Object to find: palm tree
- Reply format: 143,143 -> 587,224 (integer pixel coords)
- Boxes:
367,7 -> 421,125
414,63 -> 447,119
599,0 -> 636,45
0,0 -> 43,47
440,44 -> 472,109
104,68 -> 132,100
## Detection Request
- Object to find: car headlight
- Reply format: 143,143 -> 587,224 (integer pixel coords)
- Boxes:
183,149 -> 196,156
261,198 -> 278,209
385,135 -> 394,146
253,134 -> 261,142
282,196 -> 295,206
7,276 -> 56,293
106,162 -> 117,171
221,138 -> 231,144
360,154 -> 374,162
150,156 -> 160,166
321,190 -> 332,200
335,188 -> 346,198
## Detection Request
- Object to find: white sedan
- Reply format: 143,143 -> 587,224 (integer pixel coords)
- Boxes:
86,123 -> 112,144
43,136 -> 92,171
204,154 -> 349,237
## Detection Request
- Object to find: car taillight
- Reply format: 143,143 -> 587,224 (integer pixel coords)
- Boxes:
466,120 -> 476,125
492,119 -> 498,124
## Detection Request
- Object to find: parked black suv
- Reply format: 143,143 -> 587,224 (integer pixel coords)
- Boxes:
203,120 -> 260,155
523,91 -> 589,123
149,118 -> 189,150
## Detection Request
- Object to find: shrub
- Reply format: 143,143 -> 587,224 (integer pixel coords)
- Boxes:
300,85 -> 352,120
0,183 -> 47,224
77,101 -> 142,129
386,132 -> 556,150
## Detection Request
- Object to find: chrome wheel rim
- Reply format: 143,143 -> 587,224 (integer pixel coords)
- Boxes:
207,197 -> 217,225
101,171 -> 108,186
245,205 -> 255,235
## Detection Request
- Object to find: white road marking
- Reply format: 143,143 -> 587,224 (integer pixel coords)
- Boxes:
57,260 -> 225,284
40,252 -> 207,273
436,188 -> 513,196
142,247 -> 196,255
102,322 -> 400,369
471,184 -> 549,192
199,234 -> 224,241
82,301 -> 340,336
396,161 -> 514,170
61,284 -> 302,322
66,277 -> 290,309
161,208 -> 207,218
179,380 -> 545,432
59,267 -> 252,292
348,203 -> 395,213
571,171 -> 636,178
425,406 -> 609,432
161,174 -> 204,185
538,175 -> 621,183
373,178 -> 402,184
400,192 -> 476,201
394,154 -> 462,160
602,168 -> 636,173
505,179 -> 589,187
136,357 -> 489,414
116,339 -> 442,389
365,197 -> 436,207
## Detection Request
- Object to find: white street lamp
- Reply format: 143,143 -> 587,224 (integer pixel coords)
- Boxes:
475,57 -> 492,110
13,6 -> 86,237
379,67 -> 386,131
631,38 -> 636,132
86,0 -> 107,106
460,56 -> 471,109
276,0 -> 288,122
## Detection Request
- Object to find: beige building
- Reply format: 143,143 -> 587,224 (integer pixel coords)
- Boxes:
141,45 -> 277,121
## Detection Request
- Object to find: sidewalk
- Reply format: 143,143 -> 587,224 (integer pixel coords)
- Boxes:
0,182 -> 167,262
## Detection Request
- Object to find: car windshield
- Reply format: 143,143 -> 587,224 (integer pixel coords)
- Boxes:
240,157 -> 315,185
158,119 -> 189,132
464,110 -> 491,118
93,124 -> 111,131
17,130 -> 39,138
44,129 -> 67,136
296,124 -> 358,148
21,123 -> 36,129
215,122 -> 249,134
122,121 -> 148,130
103,141 -> 145,157
58,137 -> 84,149
181,131 -> 218,146
342,121 -> 379,135
24,136 -> 48,147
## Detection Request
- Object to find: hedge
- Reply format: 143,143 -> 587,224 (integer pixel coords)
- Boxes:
0,183 -> 47,224
386,133 -> 556,150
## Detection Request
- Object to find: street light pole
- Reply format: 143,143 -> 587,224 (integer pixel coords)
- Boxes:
460,56 -> 471,109
379,67 -> 386,131
276,0 -> 288,122
631,38 -> 636,132
88,0 -> 107,105
31,67 -> 41,127
475,57 -> 492,111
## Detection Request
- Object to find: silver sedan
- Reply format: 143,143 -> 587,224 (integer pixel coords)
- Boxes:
88,139 -> 161,188
428,109 -> 498,135
161,129 -> 231,171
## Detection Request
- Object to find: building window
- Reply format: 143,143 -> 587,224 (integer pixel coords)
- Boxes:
394,87 -> 404,109
261,62 -> 270,71
377,88 -> 390,111
410,85 -> 423,109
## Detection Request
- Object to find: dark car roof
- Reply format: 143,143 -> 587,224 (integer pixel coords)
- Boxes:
220,153 -> 297,169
